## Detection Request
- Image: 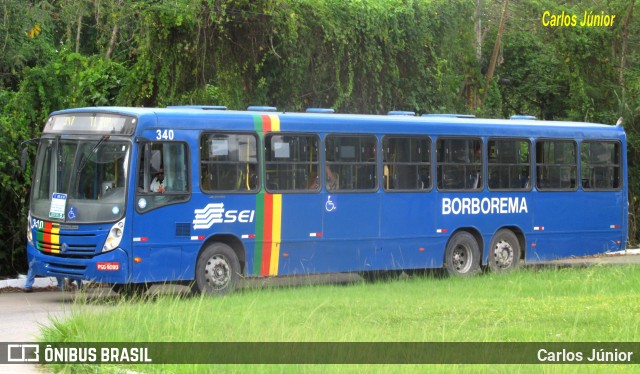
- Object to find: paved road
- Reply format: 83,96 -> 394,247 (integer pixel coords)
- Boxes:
1,253 -> 639,373
0,287 -> 116,373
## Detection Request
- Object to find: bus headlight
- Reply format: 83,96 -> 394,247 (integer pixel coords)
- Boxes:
103,218 -> 125,253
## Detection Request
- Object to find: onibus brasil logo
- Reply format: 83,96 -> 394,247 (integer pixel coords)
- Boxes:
192,203 -> 255,229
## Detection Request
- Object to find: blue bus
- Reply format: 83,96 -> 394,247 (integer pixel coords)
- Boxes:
25,107 -> 628,294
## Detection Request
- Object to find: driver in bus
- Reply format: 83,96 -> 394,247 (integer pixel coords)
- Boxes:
150,170 -> 165,193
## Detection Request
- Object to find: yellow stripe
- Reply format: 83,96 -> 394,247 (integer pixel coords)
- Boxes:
51,225 -> 60,245
268,115 -> 281,276
269,114 -> 280,132
269,194 -> 282,276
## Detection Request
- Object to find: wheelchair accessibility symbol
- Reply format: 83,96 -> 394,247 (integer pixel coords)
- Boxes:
67,206 -> 77,220
325,195 -> 337,212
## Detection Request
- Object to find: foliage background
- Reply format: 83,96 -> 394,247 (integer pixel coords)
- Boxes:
1,0 -> 638,276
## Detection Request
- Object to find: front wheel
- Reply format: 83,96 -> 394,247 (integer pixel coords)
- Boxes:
488,229 -> 521,272
192,243 -> 240,296
444,231 -> 481,277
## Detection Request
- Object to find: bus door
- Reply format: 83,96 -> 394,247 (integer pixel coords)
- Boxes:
379,135 -> 436,270
321,135 -> 380,272
262,133 -> 324,275
130,139 -> 191,282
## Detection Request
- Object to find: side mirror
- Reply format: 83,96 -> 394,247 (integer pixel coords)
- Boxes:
21,147 -> 29,171
20,138 -> 39,171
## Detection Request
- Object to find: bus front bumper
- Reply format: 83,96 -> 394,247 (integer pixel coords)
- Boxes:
28,244 -> 130,284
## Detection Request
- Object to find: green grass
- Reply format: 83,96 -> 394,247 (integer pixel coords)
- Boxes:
40,265 -> 640,372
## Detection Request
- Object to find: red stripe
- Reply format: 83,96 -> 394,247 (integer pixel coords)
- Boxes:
261,193 -> 274,275
43,221 -> 52,244
261,114 -> 272,132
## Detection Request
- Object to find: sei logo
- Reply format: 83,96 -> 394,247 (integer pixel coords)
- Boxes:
97,262 -> 120,271
192,203 -> 255,230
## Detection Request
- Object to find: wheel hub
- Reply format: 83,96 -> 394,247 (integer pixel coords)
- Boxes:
453,245 -> 471,272
493,240 -> 514,268
204,255 -> 230,289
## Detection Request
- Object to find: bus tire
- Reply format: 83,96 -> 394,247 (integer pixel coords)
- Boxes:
192,242 -> 240,296
444,231 -> 481,277
488,229 -> 521,272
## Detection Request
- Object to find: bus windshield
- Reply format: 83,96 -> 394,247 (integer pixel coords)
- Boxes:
30,136 -> 130,223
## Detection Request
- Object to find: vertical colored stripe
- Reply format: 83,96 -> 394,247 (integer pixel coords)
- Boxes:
253,115 -> 265,275
252,114 -> 283,277
269,194 -> 282,275
37,221 -> 61,253
253,194 -> 265,275
50,223 -> 60,245
261,193 -> 274,276
267,114 -> 280,132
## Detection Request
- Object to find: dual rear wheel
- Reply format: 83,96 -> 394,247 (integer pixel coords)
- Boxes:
444,229 -> 521,276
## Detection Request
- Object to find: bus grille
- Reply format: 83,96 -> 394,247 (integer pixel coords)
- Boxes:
36,233 -> 100,257
44,260 -> 87,278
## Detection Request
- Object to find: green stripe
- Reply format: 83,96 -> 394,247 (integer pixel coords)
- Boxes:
253,114 -> 265,275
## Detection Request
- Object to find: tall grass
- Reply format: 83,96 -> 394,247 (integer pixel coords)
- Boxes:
41,265 -> 640,372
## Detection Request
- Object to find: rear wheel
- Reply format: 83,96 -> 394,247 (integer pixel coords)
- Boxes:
192,243 -> 240,296
488,229 -> 521,272
444,231 -> 481,277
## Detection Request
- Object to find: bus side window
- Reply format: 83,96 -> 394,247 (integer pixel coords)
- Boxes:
265,133 -> 319,192
325,134 -> 377,192
136,141 -> 190,212
536,140 -> 577,191
200,133 -> 259,193
383,135 -> 431,191
581,141 -> 621,190
436,137 -> 482,191
488,139 -> 530,191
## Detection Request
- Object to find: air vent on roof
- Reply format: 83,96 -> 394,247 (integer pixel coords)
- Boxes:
422,114 -> 476,118
510,115 -> 536,120
166,105 -> 227,110
387,111 -> 416,116
306,108 -> 335,113
247,106 -> 277,112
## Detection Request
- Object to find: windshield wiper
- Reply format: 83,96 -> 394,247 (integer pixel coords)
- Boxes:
77,135 -> 110,174
56,135 -> 62,191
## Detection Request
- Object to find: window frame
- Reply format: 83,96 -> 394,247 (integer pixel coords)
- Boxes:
324,134 -> 378,193
580,140 -> 622,192
436,136 -> 484,192
264,132 -> 321,193
135,140 -> 191,213
382,135 -> 432,192
487,137 -> 532,192
199,131 -> 260,194
535,139 -> 578,192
